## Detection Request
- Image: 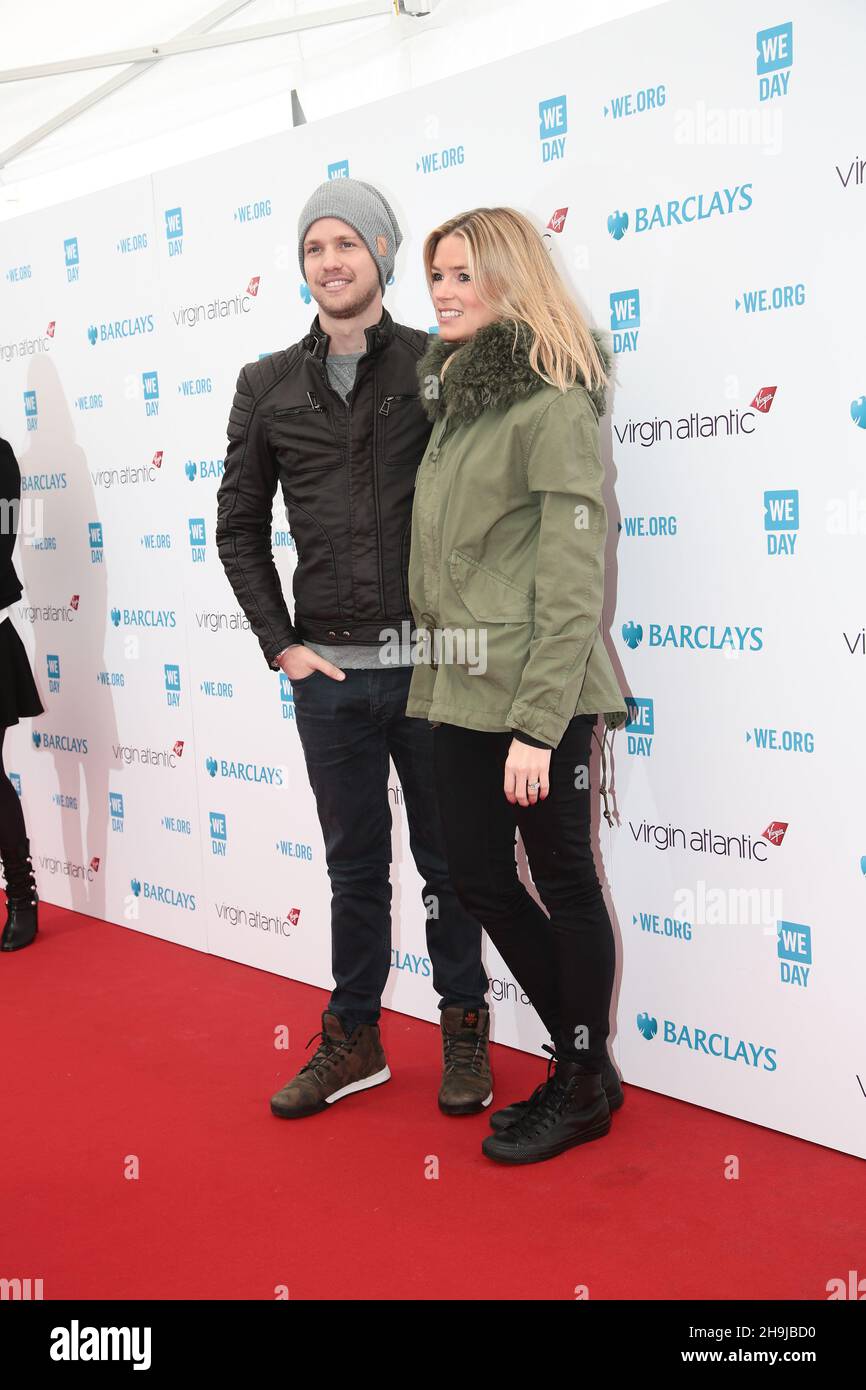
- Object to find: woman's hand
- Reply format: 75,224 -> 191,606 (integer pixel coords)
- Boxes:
504,738 -> 551,807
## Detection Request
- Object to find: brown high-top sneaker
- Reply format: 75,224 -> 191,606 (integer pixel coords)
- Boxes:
438,1005 -> 493,1116
270,1009 -> 390,1119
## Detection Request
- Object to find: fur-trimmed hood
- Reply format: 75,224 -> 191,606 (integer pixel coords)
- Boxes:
417,318 -> 613,426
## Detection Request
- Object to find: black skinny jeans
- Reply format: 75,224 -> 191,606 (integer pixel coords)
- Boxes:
432,714 -> 615,1071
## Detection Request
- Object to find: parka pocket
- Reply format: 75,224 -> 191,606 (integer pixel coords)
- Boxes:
448,550 -> 533,623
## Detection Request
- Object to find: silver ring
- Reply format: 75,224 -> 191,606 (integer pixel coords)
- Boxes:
527,781 -> 541,791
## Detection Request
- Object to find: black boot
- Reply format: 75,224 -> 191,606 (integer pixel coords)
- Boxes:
1,838 -> 39,951
489,1042 -> 623,1131
481,1051 -> 611,1165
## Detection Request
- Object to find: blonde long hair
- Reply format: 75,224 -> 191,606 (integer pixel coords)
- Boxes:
422,206 -> 608,395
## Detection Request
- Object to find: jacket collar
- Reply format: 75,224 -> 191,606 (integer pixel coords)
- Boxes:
303,307 -> 394,364
416,317 -> 612,426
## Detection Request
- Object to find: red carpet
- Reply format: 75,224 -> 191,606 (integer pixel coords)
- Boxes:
0,902 -> 862,1301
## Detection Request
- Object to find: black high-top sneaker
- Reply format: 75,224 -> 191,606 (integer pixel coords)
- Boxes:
481,1052 -> 611,1165
489,1043 -> 623,1131
0,839 -> 39,952
438,1005 -> 493,1115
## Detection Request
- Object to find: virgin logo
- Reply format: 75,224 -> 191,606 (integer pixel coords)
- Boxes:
547,207 -> 568,233
172,740 -> 185,757
287,907 -> 301,926
751,385 -> 777,413
90,856 -> 101,872
762,820 -> 788,846
46,321 -> 56,338
70,594 -> 80,610
247,276 -> 261,296
152,451 -> 163,468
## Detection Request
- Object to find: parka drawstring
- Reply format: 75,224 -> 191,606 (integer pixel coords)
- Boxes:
594,725 -> 615,828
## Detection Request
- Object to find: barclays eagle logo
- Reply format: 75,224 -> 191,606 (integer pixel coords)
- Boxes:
850,396 -> 866,429
607,209 -> 629,240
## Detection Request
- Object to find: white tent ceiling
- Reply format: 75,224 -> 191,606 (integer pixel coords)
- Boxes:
0,0 -> 663,218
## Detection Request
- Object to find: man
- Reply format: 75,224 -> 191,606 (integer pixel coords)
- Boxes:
215,178 -> 491,1119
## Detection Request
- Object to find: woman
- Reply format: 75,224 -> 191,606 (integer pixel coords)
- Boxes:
406,208 -> 629,1165
0,434 -> 43,950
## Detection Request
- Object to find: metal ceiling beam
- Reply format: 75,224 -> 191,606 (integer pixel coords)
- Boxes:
0,0 -> 268,170
0,1 -> 400,171
0,2 -> 397,83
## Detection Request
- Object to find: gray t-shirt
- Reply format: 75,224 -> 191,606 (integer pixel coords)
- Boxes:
302,349 -> 412,669
323,350 -> 360,405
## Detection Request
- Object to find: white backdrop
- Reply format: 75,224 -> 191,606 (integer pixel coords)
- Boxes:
1,0 -> 864,1159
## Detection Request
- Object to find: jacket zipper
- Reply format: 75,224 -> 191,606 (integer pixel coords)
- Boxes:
273,391 -> 325,417
371,368 -> 385,611
423,411 -> 453,672
311,361 -> 352,623
378,393 -> 416,415
429,412 -> 452,456
315,356 -> 386,618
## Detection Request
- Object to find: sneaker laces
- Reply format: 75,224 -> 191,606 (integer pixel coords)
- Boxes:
300,1026 -> 358,1081
516,1043 -> 558,1111
505,1045 -> 577,1140
442,1027 -> 486,1076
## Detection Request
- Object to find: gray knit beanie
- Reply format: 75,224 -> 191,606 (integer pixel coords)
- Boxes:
297,178 -> 403,293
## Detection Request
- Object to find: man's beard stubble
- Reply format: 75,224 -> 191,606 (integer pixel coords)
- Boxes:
313,278 -> 380,321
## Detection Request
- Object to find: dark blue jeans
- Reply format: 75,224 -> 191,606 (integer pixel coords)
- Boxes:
290,664 -> 488,1029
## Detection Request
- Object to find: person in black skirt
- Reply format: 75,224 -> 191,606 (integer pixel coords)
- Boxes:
0,435 -> 44,949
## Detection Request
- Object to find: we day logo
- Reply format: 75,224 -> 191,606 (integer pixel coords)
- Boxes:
764,489 -> 798,556
143,370 -> 159,417
777,920 -> 812,988
538,96 -> 567,162
165,206 -> 184,256
63,236 -> 79,283
625,697 -> 654,757
756,21 -> 793,102
610,288 -> 640,353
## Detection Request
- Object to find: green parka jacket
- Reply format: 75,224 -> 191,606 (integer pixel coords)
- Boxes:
405,317 -> 628,811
